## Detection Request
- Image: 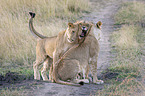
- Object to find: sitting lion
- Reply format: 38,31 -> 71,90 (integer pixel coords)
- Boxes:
52,21 -> 104,85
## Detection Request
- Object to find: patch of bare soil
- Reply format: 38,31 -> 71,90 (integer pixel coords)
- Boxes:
0,72 -> 34,89
0,72 -> 26,84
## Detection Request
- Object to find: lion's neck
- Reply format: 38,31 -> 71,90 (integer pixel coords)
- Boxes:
64,28 -> 71,44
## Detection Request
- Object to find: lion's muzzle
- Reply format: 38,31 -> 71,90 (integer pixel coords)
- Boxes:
79,26 -> 88,39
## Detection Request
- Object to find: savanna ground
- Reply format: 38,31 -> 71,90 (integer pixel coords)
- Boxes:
0,0 -> 145,96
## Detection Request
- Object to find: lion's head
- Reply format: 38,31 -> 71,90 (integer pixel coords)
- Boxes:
76,20 -> 102,41
66,22 -> 81,43
77,21 -> 93,40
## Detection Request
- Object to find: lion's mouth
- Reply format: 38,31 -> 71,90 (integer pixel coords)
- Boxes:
79,27 -> 88,39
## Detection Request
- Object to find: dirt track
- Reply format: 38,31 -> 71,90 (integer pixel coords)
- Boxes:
32,0 -> 122,96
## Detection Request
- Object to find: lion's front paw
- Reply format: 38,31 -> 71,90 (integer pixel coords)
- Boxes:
76,79 -> 89,84
94,80 -> 104,84
82,79 -> 89,84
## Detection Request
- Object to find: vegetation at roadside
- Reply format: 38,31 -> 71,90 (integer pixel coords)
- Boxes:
0,88 -> 27,96
0,0 -> 90,72
97,1 -> 145,95
115,1 -> 145,25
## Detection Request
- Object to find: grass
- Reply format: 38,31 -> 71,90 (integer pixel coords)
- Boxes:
97,25 -> 145,96
0,67 -> 33,79
114,1 -> 145,25
0,0 -> 90,95
0,87 -> 36,96
0,88 -> 25,96
0,0 -> 90,67
97,76 -> 145,96
96,1 -> 145,96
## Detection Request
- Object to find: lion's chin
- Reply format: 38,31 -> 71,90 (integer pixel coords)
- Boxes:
79,36 -> 83,40
67,38 -> 74,43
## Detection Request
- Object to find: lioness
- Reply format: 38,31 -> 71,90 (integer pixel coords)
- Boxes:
29,12 -> 83,81
74,20 -> 103,81
52,21 -> 104,85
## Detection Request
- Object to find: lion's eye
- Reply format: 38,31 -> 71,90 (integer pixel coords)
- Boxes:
72,31 -> 75,33
86,24 -> 89,27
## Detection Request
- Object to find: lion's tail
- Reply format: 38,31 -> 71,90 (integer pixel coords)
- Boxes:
29,12 -> 47,39
54,79 -> 84,86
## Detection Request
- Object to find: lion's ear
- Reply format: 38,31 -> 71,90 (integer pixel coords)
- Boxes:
68,22 -> 74,28
96,21 -> 102,29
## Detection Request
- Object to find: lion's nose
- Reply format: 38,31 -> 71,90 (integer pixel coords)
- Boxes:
82,26 -> 87,30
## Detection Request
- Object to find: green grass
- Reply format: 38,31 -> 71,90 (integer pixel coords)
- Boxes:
0,67 -> 33,79
96,1 -> 145,96
0,88 -> 27,96
1,89 -> 21,96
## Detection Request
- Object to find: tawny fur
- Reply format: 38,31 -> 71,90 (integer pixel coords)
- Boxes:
53,33 -> 104,85
29,12 -> 103,85
29,12 -> 82,82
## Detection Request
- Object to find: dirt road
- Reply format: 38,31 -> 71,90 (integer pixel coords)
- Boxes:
32,0 -> 122,96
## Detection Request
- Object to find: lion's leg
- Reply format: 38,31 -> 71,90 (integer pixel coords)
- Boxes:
82,68 -> 86,79
33,56 -> 46,80
49,63 -> 53,81
75,63 -> 89,84
34,42 -> 47,80
33,60 -> 43,80
41,58 -> 50,81
85,65 -> 90,79
91,57 -> 104,84
41,57 -> 53,81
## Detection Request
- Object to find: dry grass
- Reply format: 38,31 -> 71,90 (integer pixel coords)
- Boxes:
96,1 -> 145,95
97,76 -> 145,96
0,87 -> 34,96
0,88 -> 26,96
96,25 -> 145,96
0,0 -> 90,67
110,25 -> 144,75
113,25 -> 139,49
115,1 -> 145,24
